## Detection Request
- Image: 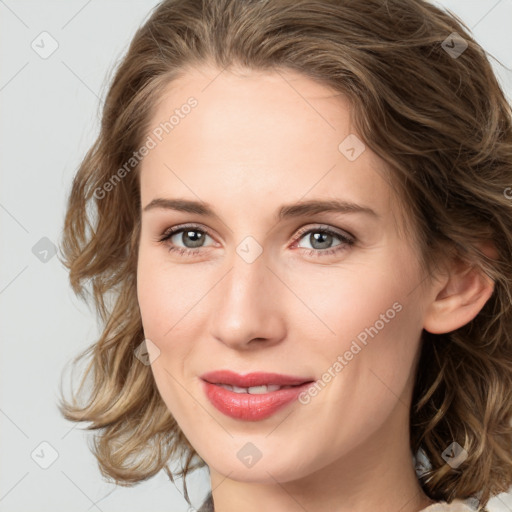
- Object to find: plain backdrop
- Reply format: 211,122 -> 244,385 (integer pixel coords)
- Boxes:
1,1 -> 511,511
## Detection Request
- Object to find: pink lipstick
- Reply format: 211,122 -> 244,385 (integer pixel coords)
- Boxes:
200,370 -> 315,421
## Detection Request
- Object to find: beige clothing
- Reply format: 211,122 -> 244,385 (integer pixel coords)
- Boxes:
421,500 -> 475,511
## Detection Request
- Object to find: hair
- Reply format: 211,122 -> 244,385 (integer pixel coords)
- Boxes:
58,0 -> 512,509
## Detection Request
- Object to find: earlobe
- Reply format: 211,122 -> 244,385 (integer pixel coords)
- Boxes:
423,258 -> 495,335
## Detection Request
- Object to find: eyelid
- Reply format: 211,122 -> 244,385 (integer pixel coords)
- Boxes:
157,223 -> 355,244
292,224 -> 355,245
157,223 -> 215,242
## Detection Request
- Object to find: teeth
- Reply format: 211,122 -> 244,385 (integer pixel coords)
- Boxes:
218,384 -> 292,394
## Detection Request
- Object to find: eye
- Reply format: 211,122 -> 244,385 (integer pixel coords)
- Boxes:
157,223 -> 355,258
158,224 -> 214,256
292,225 -> 355,257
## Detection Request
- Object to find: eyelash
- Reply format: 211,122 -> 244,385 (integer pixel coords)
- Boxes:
157,223 -> 355,258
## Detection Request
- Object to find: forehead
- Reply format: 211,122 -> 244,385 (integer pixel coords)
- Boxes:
139,65 -> 395,223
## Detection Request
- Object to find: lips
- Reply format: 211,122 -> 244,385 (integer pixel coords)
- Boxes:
200,370 -> 314,388
200,370 -> 316,421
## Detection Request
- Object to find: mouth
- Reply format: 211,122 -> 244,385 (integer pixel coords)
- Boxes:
200,369 -> 315,388
200,370 -> 316,421
210,383 -> 302,394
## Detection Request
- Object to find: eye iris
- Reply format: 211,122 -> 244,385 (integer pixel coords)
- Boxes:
310,231 -> 333,250
182,230 -> 205,248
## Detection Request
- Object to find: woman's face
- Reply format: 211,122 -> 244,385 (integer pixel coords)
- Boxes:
137,65 -> 433,484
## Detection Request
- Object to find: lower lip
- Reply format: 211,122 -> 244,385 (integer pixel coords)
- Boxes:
202,380 -> 314,421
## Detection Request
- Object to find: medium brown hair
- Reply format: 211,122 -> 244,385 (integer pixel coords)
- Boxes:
58,0 -> 512,509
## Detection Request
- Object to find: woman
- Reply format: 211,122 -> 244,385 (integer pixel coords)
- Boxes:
58,1 -> 512,511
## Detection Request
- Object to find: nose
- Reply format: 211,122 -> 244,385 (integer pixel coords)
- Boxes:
208,250 -> 286,350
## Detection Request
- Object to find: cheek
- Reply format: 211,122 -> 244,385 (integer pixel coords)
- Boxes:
299,250 -> 423,406
136,246 -> 196,338
136,248 -> 212,380
299,300 -> 422,460
136,256 -> 196,417
136,248 -> 183,368
136,265 -> 168,340
288,253 -> 418,349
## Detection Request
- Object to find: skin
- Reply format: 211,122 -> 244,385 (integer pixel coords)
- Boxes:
136,65 -> 494,512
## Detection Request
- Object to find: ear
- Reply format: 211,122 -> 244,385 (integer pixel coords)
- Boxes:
423,242 -> 496,334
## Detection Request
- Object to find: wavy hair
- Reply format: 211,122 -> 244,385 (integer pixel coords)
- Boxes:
58,0 -> 512,509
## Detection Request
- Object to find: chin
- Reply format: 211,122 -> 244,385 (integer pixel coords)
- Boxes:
201,441 -> 319,483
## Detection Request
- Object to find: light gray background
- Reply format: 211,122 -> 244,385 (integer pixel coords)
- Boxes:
1,1 -> 511,511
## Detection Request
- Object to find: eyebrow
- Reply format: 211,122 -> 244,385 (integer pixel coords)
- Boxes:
143,198 -> 378,220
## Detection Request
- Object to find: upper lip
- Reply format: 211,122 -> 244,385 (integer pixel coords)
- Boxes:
200,370 -> 315,387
